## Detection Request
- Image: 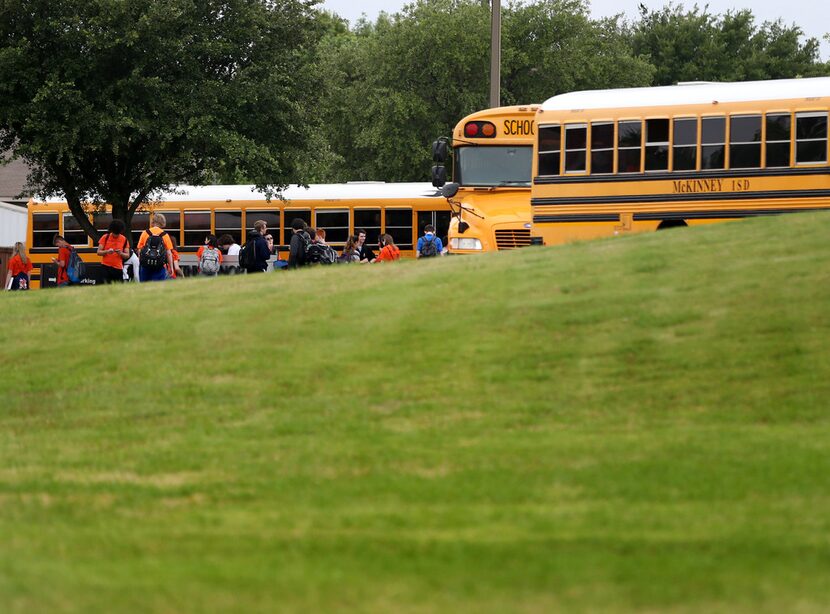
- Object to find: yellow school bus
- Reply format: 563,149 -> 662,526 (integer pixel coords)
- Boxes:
531,77 -> 830,245
26,183 -> 448,288
433,105 -> 539,253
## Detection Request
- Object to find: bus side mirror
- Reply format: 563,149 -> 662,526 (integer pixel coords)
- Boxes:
441,182 -> 459,198
432,138 -> 449,163
432,165 -> 447,188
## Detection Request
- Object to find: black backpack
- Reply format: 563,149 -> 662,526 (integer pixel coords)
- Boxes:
305,242 -> 337,265
419,235 -> 439,257
239,239 -> 257,270
139,231 -> 166,270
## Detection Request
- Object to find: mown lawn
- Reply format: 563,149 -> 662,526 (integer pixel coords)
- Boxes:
1,213 -> 829,612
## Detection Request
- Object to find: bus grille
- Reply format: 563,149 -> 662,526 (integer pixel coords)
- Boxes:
495,229 -> 531,250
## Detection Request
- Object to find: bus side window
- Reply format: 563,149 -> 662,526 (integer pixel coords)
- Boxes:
63,212 -> 89,246
384,208 -> 413,249
673,118 -> 698,171
765,113 -> 791,168
730,115 -> 761,169
564,124 -> 587,173
590,122 -> 614,174
617,120 -> 642,173
281,210 -> 310,245
32,212 -> 59,248
315,209 -> 349,244
795,112 -> 828,164
645,118 -> 669,171
701,116 -> 725,169
183,210 -> 211,246
215,210 -> 242,245
159,210 -> 181,246
354,209 -> 381,245
537,125 -> 561,175
130,212 -> 150,247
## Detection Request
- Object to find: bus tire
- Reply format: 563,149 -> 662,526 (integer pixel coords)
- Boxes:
657,219 -> 687,230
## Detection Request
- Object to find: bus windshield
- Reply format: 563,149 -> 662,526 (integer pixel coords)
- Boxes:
455,146 -> 533,187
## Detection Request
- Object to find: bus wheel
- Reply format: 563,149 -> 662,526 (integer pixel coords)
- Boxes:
657,219 -> 687,230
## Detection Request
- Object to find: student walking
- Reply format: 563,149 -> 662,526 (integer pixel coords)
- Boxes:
197,234 -> 223,276
96,219 -> 130,284
374,234 -> 401,262
51,235 -> 75,286
136,213 -> 174,282
417,224 -> 443,258
5,242 -> 32,290
168,236 -> 184,279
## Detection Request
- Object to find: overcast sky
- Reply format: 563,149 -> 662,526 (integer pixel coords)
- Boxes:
320,0 -> 830,61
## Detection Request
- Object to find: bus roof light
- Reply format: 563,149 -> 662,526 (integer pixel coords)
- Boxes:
464,122 -> 480,137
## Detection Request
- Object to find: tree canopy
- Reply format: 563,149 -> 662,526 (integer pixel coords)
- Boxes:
0,0 -> 319,238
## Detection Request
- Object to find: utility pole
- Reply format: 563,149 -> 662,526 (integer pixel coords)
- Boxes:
489,0 -> 501,108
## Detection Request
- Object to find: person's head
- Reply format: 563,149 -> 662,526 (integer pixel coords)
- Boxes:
218,234 -> 234,250
265,234 -> 274,249
254,219 -> 267,235
315,228 -> 327,243
52,234 -> 68,248
380,233 -> 395,247
169,235 -> 179,250
13,241 -> 28,263
108,219 -> 126,236
151,213 -> 166,228
355,228 -> 366,245
205,234 -> 218,248
424,224 -> 435,236
291,218 -> 306,232
307,227 -> 317,241
345,235 -> 357,251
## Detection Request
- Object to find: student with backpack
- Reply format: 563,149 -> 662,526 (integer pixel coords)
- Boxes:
417,224 -> 444,258
197,234 -> 223,276
304,228 -> 338,265
239,220 -> 271,273
96,219 -> 131,284
287,218 -> 311,269
51,234 -> 86,286
136,213 -> 174,282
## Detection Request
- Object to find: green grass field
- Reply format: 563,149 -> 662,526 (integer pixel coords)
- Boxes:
2,213 -> 829,612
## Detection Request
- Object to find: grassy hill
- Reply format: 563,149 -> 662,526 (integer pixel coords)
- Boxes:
1,213 -> 829,612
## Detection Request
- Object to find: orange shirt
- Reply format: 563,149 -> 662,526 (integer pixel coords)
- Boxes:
137,227 -> 173,251
98,233 -> 128,269
376,244 -> 401,262
56,246 -> 71,284
9,255 -> 33,277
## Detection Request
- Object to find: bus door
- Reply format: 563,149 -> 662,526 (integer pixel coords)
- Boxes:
417,211 -> 451,248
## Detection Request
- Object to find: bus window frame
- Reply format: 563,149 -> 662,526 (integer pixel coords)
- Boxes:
671,116 -> 699,172
700,115 -> 726,170
314,208 -> 350,245
32,211 -> 60,249
794,110 -> 828,166
214,209 -> 243,246
63,212 -> 90,247
617,119 -> 643,174
644,117 -> 670,173
589,121 -> 615,175
764,111 -> 792,168
183,209 -> 211,247
564,123 -> 588,175
537,123 -> 562,176
729,113 -> 763,170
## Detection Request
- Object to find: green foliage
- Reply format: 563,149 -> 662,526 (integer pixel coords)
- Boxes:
0,0 -> 320,237
630,4 -> 830,85
2,212 -> 830,611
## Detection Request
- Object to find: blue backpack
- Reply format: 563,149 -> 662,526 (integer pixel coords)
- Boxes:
66,248 -> 86,283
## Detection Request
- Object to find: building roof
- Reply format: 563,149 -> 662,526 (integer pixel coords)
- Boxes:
0,156 -> 32,204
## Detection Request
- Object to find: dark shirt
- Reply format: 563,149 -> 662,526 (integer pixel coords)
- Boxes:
288,230 -> 310,269
357,243 -> 376,262
247,232 -> 270,272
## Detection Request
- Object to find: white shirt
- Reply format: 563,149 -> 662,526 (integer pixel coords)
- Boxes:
123,252 -> 140,282
227,243 -> 241,256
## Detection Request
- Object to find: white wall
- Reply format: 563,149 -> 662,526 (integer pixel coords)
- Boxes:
0,201 -> 27,247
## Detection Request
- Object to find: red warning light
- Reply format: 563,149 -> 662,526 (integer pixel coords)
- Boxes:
464,122 -> 479,137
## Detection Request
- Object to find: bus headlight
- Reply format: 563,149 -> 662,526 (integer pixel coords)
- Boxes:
450,238 -> 483,250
